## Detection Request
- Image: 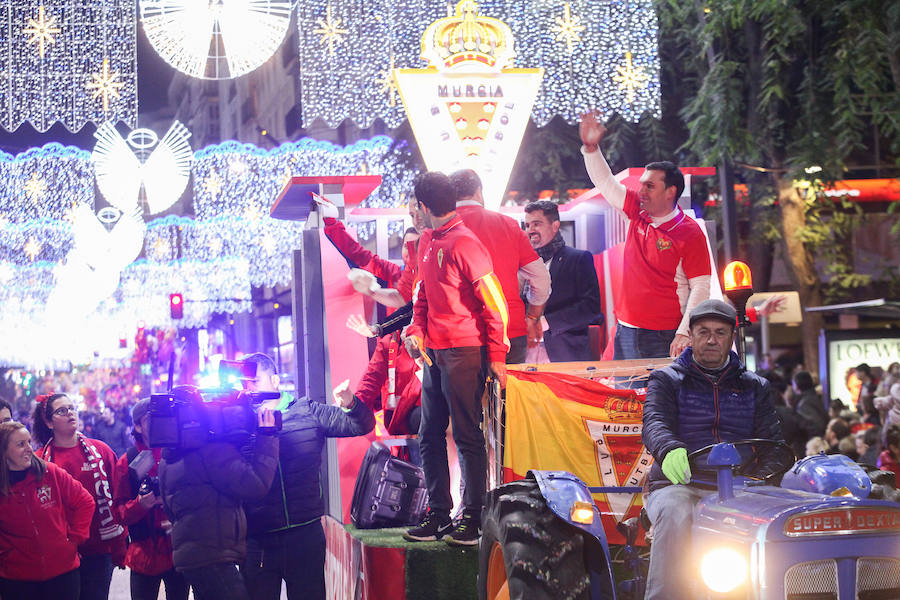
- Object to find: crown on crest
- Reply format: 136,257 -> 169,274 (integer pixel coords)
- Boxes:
421,0 -> 516,72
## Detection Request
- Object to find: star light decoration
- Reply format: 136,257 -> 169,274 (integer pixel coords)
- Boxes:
313,3 -> 349,57
0,0 -> 137,132
297,0 -> 661,128
551,3 -> 585,54
23,5 -> 61,58
86,58 -> 126,113
375,55 -> 399,107
612,51 -> 649,103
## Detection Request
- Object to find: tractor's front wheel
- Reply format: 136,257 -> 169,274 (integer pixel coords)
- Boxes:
478,478 -> 590,600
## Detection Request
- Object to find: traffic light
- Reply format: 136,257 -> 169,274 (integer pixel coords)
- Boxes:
169,293 -> 184,319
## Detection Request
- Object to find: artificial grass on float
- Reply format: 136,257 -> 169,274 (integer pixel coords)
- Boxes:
346,525 -> 478,599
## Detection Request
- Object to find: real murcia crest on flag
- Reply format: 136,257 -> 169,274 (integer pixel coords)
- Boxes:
394,0 -> 543,210
583,419 -> 654,520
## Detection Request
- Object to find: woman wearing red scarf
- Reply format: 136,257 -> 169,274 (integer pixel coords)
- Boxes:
32,393 -> 128,600
0,421 -> 95,600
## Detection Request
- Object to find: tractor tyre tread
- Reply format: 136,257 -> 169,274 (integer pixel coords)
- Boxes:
479,478 -> 590,600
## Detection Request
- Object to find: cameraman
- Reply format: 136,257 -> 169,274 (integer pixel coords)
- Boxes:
159,393 -> 279,600
240,353 -> 375,600
113,399 -> 189,600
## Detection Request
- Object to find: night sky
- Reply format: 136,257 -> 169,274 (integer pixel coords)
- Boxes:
0,26 -> 173,154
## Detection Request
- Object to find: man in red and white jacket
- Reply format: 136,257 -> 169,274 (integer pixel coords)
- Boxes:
581,111 -> 712,360
450,169 -> 551,362
402,171 -> 509,547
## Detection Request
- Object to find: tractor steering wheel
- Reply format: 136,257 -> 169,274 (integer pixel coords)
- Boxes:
687,439 -> 796,483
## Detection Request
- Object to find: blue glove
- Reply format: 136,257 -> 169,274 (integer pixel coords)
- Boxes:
661,447 -> 692,485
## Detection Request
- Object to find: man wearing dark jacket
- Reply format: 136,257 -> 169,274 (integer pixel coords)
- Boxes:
641,299 -> 790,599
160,392 -> 280,600
240,353 -> 375,600
523,200 -> 603,361
792,370 -> 828,441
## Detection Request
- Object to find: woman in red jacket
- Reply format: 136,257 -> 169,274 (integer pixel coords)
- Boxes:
113,399 -> 189,600
0,421 -> 95,600
32,393 -> 128,600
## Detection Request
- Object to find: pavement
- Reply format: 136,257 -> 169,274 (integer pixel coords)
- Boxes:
109,568 -> 287,599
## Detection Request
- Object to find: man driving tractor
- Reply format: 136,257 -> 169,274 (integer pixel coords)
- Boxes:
641,299 -> 794,599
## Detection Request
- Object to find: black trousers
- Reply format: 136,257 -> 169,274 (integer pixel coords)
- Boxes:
418,346 -> 488,518
242,521 -> 326,600
130,567 -> 190,600
182,562 -> 248,600
0,568 -> 80,600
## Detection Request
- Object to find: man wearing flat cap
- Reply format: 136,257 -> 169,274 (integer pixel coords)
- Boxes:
640,299 -> 792,599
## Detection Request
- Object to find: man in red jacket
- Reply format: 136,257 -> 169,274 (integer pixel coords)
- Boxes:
403,171 -> 509,547
450,169 -> 550,362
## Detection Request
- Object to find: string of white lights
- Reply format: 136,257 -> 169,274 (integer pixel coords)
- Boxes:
0,0 -> 137,132
297,0 -> 660,128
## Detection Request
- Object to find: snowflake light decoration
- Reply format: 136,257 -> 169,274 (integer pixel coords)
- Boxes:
23,5 -> 61,58
140,0 -> 294,79
0,0 -> 137,132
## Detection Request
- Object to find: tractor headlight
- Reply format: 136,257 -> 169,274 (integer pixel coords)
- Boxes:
700,547 -> 748,593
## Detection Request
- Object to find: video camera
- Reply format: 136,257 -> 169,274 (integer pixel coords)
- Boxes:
148,360 -> 282,449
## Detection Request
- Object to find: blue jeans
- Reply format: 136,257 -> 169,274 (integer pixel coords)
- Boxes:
419,346 -> 487,518
613,324 -> 677,388
644,484 -> 706,600
613,323 -> 677,360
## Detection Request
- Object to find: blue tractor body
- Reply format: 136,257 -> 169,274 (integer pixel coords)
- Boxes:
691,447 -> 900,599
528,447 -> 900,600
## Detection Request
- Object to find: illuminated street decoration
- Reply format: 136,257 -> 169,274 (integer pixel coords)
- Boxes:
140,0 -> 293,79
23,5 -> 61,58
613,51 -> 649,104
394,0 -> 543,209
86,58 -> 126,113
0,134 -> 415,366
92,121 -> 193,215
0,0 -> 137,132
297,0 -> 660,128
375,55 -> 399,107
313,2 -> 349,57
551,3 -> 585,54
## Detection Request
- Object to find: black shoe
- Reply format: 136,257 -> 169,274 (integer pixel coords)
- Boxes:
403,511 -> 453,542
444,514 -> 481,546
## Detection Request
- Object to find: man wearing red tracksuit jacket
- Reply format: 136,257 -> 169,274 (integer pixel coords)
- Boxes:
353,331 -> 422,435
402,171 -> 509,547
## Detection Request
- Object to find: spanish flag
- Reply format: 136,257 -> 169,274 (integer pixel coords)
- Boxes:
504,371 -> 652,544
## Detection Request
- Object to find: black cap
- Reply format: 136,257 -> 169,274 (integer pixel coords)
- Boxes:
132,398 -> 151,423
689,299 -> 737,328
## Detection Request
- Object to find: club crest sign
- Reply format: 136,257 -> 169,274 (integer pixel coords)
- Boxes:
584,418 -> 653,519
394,0 -> 543,210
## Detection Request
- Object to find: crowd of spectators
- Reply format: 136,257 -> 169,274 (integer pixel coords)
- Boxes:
759,360 -> 900,477
0,366 -> 145,454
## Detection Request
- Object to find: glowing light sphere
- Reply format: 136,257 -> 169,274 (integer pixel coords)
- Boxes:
140,0 -> 294,79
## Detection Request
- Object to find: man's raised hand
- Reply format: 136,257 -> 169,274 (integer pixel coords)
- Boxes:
579,110 -> 607,151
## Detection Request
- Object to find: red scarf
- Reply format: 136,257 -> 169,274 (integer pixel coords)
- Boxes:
42,433 -> 124,541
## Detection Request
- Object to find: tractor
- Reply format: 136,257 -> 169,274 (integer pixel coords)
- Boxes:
477,372 -> 900,600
